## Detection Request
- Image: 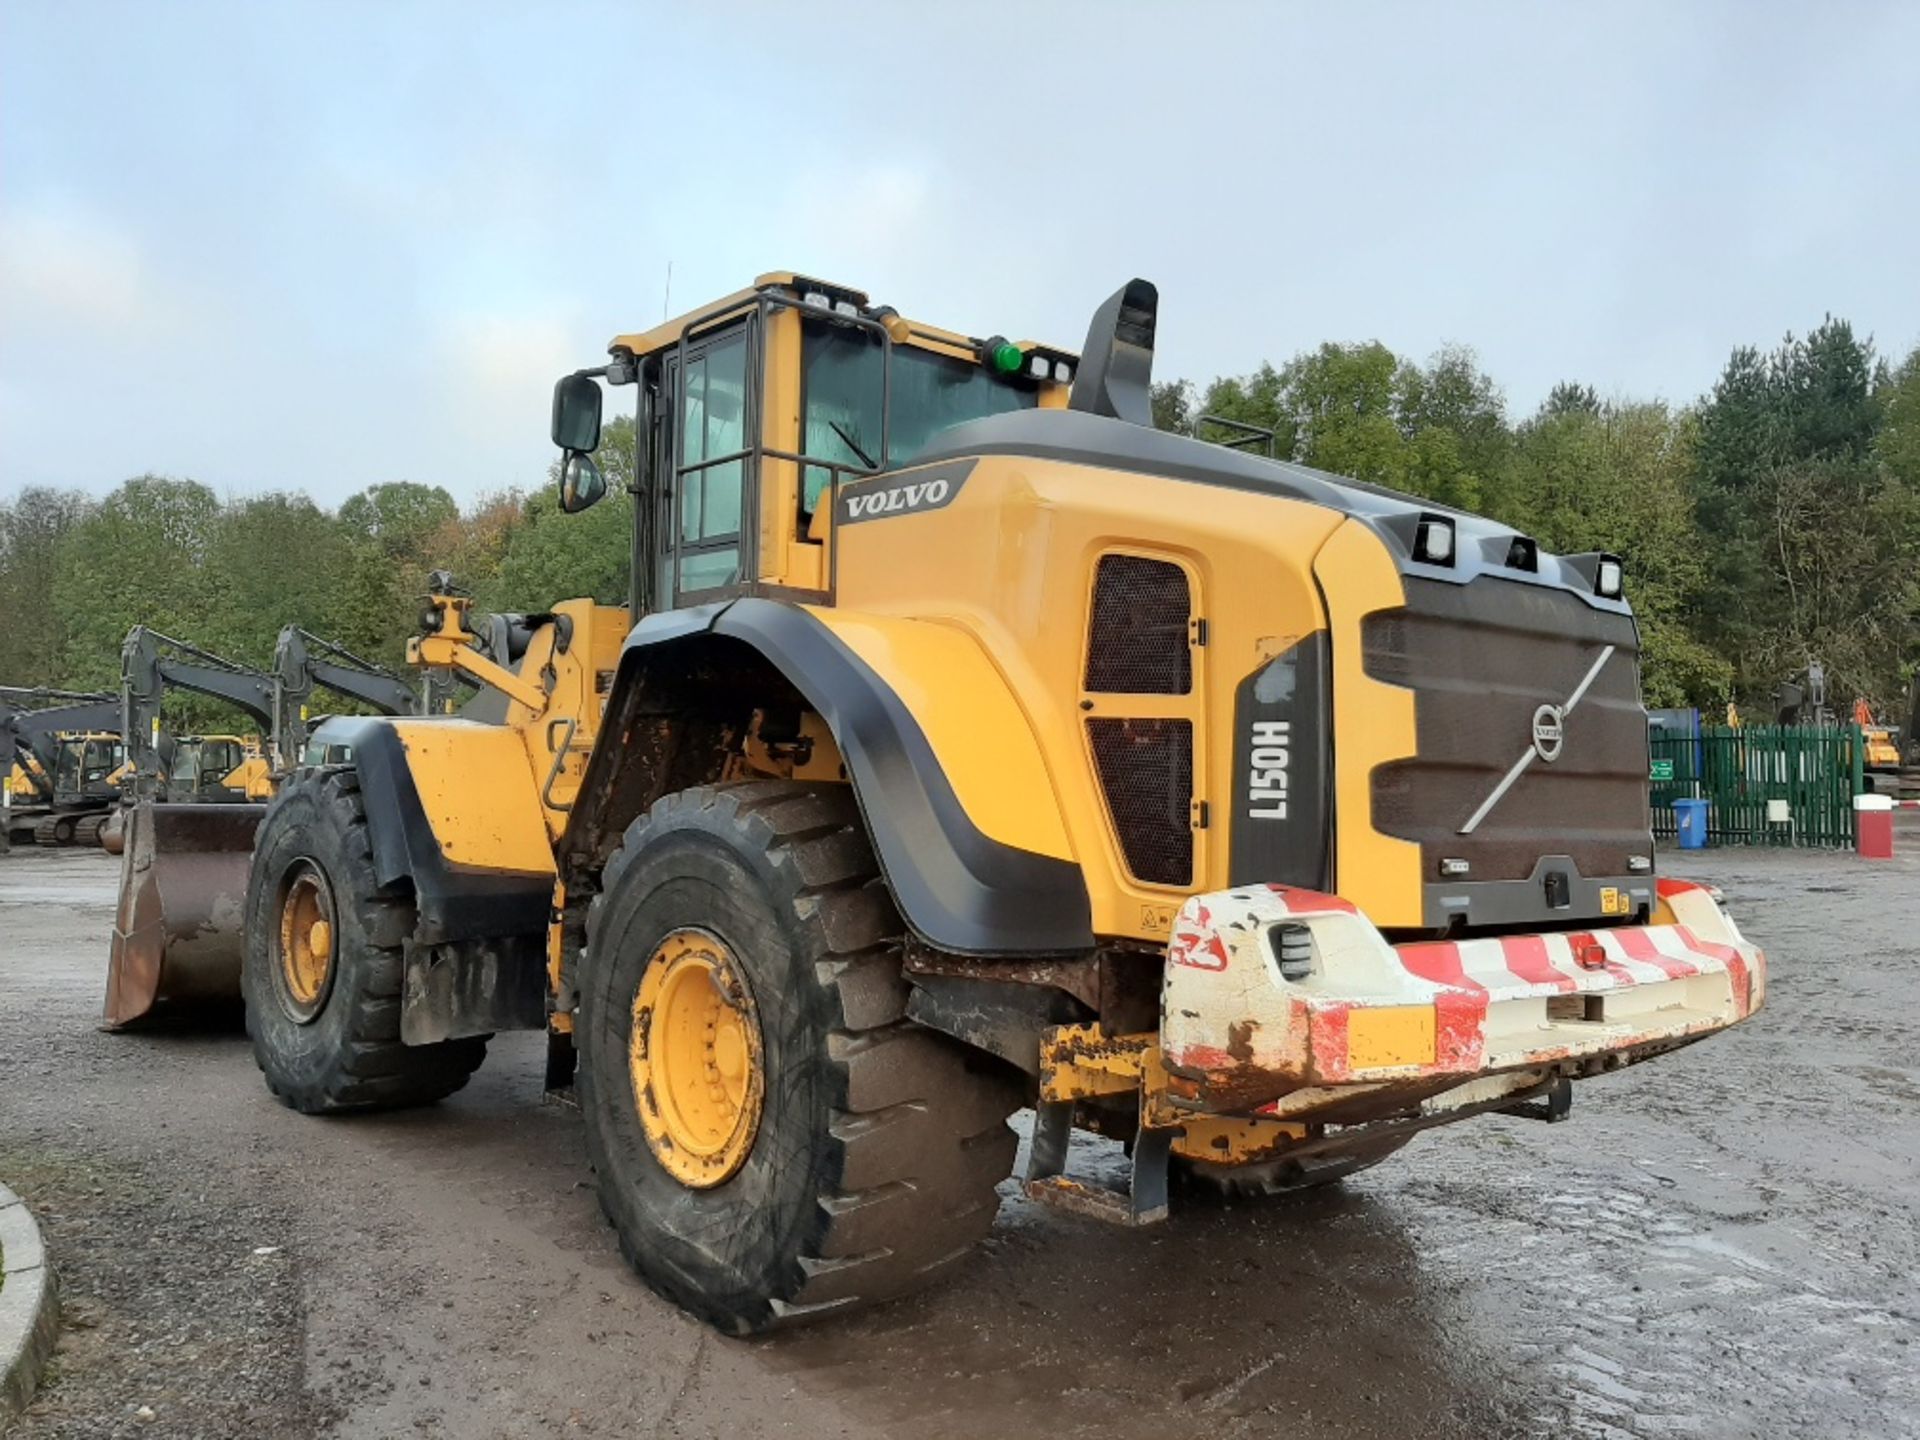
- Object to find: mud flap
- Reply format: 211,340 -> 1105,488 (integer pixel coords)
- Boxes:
400,935 -> 547,1044
104,800 -> 265,1028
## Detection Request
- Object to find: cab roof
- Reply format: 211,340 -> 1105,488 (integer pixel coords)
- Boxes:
608,272 -> 1062,365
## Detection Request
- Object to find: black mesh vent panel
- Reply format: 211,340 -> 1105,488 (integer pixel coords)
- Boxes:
1087,718 -> 1194,886
1084,555 -> 1191,694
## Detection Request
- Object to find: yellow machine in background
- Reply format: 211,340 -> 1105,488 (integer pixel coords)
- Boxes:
129,273 -> 1762,1335
1855,699 -> 1903,772
163,734 -> 269,802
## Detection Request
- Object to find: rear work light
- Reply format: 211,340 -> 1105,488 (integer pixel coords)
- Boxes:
1596,556 -> 1625,598
1413,515 -> 1455,566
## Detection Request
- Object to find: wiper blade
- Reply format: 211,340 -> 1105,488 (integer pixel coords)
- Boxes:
829,421 -> 878,471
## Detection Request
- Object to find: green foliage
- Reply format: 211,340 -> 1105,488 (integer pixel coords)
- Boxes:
1543,382 -> 1602,418
49,476 -> 223,692
0,486 -> 93,686
479,416 -> 636,611
1689,320 -> 1916,710
1150,380 -> 1195,435
1187,341 -> 1506,512
200,493 -> 357,663
338,481 -> 459,557
1875,347 -> 1920,491
1499,403 -> 1731,707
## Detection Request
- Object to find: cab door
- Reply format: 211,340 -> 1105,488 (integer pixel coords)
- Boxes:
655,318 -> 756,609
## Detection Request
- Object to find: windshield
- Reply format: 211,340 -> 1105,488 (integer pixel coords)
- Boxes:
799,318 -> 1037,513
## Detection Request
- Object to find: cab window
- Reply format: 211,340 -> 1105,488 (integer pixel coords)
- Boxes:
799,318 -> 1038,516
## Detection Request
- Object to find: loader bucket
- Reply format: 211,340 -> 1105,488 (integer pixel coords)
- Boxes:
104,800 -> 266,1028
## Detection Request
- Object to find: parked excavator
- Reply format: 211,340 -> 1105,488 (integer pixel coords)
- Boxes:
1,687 -> 125,846
105,621 -> 455,1025
113,271 -> 1766,1335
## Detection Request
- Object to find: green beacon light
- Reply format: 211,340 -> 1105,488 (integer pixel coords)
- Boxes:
983,336 -> 1024,376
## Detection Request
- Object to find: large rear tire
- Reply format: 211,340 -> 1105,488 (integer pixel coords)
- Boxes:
243,769 -> 487,1113
579,780 -> 1021,1335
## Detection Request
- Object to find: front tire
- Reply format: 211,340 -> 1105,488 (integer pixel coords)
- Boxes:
243,769 -> 487,1113
580,781 -> 1021,1335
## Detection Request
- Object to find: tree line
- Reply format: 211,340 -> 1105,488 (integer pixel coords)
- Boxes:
3,319 -> 1917,728
1154,318 -> 1919,712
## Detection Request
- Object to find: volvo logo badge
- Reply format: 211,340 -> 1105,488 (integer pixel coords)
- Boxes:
1532,704 -> 1565,763
1458,643 -> 1618,835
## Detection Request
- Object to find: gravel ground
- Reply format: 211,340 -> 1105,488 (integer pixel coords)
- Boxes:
0,828 -> 1916,1439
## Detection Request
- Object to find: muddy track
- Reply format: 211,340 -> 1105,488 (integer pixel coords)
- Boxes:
1,834 -> 1915,1438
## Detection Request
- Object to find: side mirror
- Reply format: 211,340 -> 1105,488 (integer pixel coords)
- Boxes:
559,451 -> 607,513
551,373 -> 603,453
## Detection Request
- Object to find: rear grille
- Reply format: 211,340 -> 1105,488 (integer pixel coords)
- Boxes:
1365,577 -> 1650,883
1084,555 -> 1191,694
1087,718 -> 1193,886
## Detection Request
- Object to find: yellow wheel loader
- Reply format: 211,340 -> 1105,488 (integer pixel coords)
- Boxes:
164,272 -> 1764,1334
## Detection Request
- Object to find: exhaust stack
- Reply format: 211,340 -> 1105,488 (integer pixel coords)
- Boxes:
1068,278 -> 1158,428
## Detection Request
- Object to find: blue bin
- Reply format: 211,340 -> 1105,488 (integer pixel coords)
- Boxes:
1672,798 -> 1709,850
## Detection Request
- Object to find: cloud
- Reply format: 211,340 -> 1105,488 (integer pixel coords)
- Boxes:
0,204 -> 191,339
424,303 -> 592,490
768,161 -> 943,286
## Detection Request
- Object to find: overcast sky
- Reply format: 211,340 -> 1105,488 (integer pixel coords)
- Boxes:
3,2 -> 1917,507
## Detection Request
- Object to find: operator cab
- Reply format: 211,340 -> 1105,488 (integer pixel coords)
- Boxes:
549,273 -> 1077,612
53,734 -> 125,802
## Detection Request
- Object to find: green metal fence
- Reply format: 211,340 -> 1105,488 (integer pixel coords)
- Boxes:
1650,724 -> 1862,847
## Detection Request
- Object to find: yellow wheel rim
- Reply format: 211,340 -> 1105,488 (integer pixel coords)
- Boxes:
629,928 -> 764,1188
278,864 -> 335,1019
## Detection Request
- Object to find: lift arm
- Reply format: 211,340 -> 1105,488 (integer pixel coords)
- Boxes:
407,594 -> 548,712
